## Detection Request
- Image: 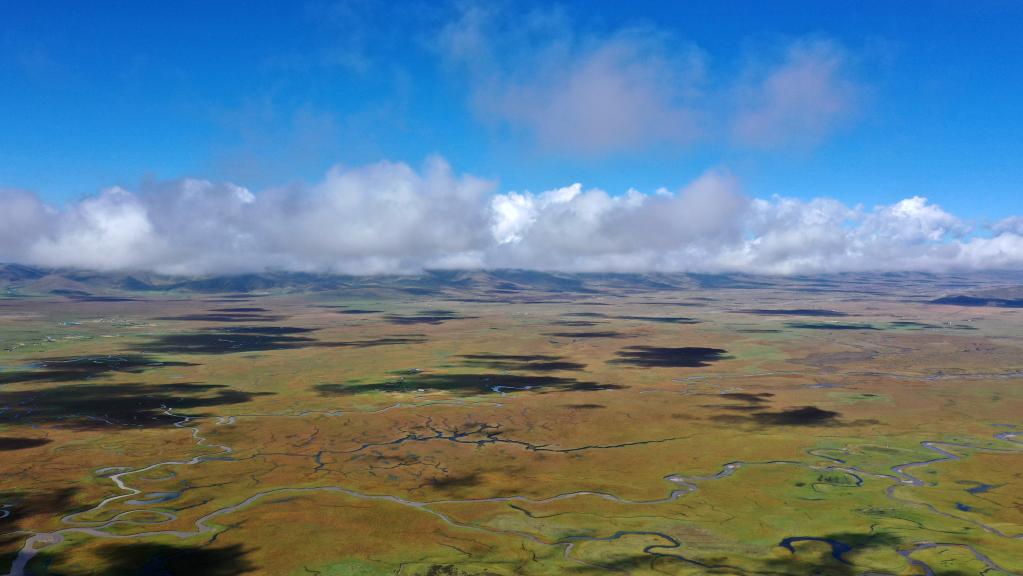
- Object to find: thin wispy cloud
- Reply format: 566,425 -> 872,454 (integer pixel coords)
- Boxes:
2,159 -> 1019,275
439,5 -> 864,155
440,5 -> 705,155
733,39 -> 862,149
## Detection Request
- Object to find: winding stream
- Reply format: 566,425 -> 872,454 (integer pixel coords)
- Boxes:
3,408 -> 1021,576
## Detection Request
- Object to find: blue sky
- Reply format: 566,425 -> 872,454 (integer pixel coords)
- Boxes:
2,0 -> 1021,224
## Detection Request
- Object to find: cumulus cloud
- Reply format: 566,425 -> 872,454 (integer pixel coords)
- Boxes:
487,171 -> 747,271
4,158 -> 492,276
29,187 -> 161,271
440,5 -> 705,154
1,158 -> 1020,275
733,39 -> 862,149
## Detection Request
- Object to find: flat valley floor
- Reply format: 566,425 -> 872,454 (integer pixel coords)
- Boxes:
1,272 -> 1021,575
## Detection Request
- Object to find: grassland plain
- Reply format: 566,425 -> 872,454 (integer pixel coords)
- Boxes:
0,270 -> 1021,575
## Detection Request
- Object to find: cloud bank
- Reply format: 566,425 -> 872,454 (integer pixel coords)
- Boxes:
2,158 -> 1020,276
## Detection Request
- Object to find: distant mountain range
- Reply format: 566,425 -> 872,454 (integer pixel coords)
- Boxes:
1,263 -> 1022,305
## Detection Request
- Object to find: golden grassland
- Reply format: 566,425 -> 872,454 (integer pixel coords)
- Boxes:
0,282 -> 1021,575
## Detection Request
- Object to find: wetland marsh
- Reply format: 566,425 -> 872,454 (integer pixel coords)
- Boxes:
1,270 -> 1021,575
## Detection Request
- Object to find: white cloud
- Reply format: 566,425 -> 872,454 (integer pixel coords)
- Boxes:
29,187 -> 162,271
255,156 -> 492,273
733,39 -> 862,149
440,6 -> 704,154
439,7 -> 867,155
1,158 -> 1020,275
1,158 -> 493,276
487,170 -> 748,272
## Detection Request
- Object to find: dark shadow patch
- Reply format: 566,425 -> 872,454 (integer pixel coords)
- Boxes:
562,555 -> 659,573
0,383 -> 274,429
134,326 -> 424,355
616,316 -> 700,324
446,297 -> 569,304
134,329 -> 320,354
158,312 -> 284,322
0,355 -> 197,385
336,309 -> 381,315
423,565 -> 501,576
640,300 -> 705,306
713,406 -> 841,427
221,326 -> 316,335
550,320 -> 605,327
207,295 -> 259,302
755,406 -> 840,425
558,382 -> 626,392
402,287 -> 440,296
212,307 -> 269,313
49,288 -> 92,297
424,472 -> 482,493
545,331 -> 625,339
888,321 -> 977,331
563,403 -> 605,409
457,354 -> 586,372
562,312 -> 609,318
930,295 -> 1023,308
0,437 -> 51,451
385,310 -> 477,325
738,309 -> 848,317
69,295 -> 139,302
786,322 -> 879,330
316,374 -> 622,396
611,346 -> 729,368
88,542 -> 255,576
761,532 -> 901,576
737,329 -> 782,333
0,487 -> 79,533
889,321 -> 932,328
